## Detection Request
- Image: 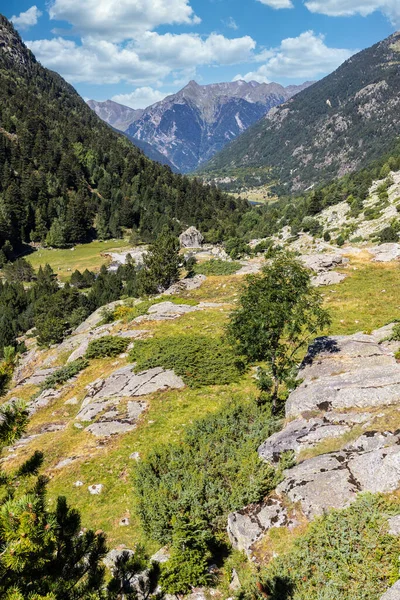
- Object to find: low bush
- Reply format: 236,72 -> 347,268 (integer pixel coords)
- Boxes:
134,400 -> 284,544
194,259 -> 242,276
256,494 -> 400,600
130,334 -> 246,388
42,358 -> 89,389
85,336 -> 129,359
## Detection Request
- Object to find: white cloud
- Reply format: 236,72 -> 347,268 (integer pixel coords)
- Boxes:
27,32 -> 256,85
112,87 -> 167,109
48,0 -> 201,42
305,0 -> 400,25
234,31 -> 355,82
257,0 -> 294,8
223,17 -> 239,30
26,37 -> 168,84
11,5 -> 42,30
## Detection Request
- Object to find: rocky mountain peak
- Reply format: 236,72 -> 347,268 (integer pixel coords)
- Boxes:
121,78 -> 313,172
0,15 -> 35,72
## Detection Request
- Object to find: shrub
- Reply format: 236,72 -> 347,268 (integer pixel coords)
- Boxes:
86,336 -> 129,359
42,358 -> 89,389
391,323 -> 400,341
130,334 -> 245,388
134,401 -> 283,544
194,259 -> 242,276
225,237 -> 251,260
323,231 -> 331,242
258,495 -> 400,600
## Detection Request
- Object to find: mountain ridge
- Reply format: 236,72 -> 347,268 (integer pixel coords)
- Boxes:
200,30 -> 400,193
90,79 -> 313,173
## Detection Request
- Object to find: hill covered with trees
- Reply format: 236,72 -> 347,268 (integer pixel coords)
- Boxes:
0,15 -> 247,258
200,31 -> 400,194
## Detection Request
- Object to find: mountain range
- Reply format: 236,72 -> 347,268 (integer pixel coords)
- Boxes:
89,80 -> 312,173
200,31 -> 400,194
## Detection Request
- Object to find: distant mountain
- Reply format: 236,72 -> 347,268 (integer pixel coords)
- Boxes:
0,14 -> 246,252
87,99 -> 142,132
201,32 -> 400,194
122,80 -> 312,173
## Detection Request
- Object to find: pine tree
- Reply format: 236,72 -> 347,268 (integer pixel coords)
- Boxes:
0,401 -> 108,599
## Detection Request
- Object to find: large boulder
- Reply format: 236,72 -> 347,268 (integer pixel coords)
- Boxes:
179,227 -> 204,248
285,333 -> 400,417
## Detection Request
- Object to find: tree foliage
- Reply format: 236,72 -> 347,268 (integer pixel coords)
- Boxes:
227,253 -> 330,403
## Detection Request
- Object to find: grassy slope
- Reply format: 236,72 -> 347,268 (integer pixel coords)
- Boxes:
25,239 -> 132,281
4,249 -> 400,552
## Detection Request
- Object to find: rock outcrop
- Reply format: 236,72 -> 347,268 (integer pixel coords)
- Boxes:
179,227 -> 204,248
228,323 -> 400,557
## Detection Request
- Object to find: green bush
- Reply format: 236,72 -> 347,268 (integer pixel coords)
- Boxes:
85,336 -> 129,359
258,495 -> 400,600
194,259 -> 242,276
391,323 -> 400,341
134,401 -> 283,544
42,358 -> 89,389
130,334 -> 245,388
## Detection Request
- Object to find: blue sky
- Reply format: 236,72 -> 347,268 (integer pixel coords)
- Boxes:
2,0 -> 397,109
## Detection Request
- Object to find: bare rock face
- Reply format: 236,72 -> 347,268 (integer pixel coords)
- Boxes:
229,326 -> 400,557
84,366 -> 185,401
73,301 -> 124,334
286,333 -> 400,417
179,227 -> 204,248
163,274 -> 206,295
369,243 -> 400,262
380,580 -> 400,600
300,253 -> 346,273
227,498 -> 289,556
258,417 -> 350,464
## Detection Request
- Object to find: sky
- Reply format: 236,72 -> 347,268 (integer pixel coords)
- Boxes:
1,0 -> 398,109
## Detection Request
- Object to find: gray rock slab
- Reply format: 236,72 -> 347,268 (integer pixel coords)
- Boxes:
119,329 -> 150,339
67,324 -> 114,363
388,515 -> 400,536
258,418 -> 349,464
164,274 -> 206,295
380,580 -> 400,600
127,400 -> 146,421
73,301 -> 124,334
20,367 -> 57,386
286,334 -> 400,418
276,452 -> 357,518
276,431 -> 400,519
311,271 -> 347,286
227,498 -> 288,555
369,244 -> 400,262
84,366 -> 185,401
86,421 -> 136,437
76,399 -> 115,422
300,253 -> 346,273
235,260 -> 264,276
28,387 -> 64,415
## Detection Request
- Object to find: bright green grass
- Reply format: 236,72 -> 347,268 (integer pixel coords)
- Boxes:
324,259 -> 400,335
26,239 -> 131,281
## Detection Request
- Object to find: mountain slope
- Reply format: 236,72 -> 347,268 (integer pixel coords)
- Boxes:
0,15 -> 246,253
201,31 -> 400,193
87,101 -> 178,169
124,80 -> 312,173
87,99 -> 143,132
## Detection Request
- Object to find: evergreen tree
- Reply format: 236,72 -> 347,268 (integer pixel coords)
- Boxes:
138,227 -> 180,294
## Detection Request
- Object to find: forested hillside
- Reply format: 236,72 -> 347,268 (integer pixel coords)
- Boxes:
201,31 -> 400,194
0,15 -> 247,257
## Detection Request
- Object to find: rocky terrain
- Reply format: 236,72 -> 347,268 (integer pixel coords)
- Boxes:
95,80 -> 312,173
228,322 -> 400,597
87,99 -> 143,132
